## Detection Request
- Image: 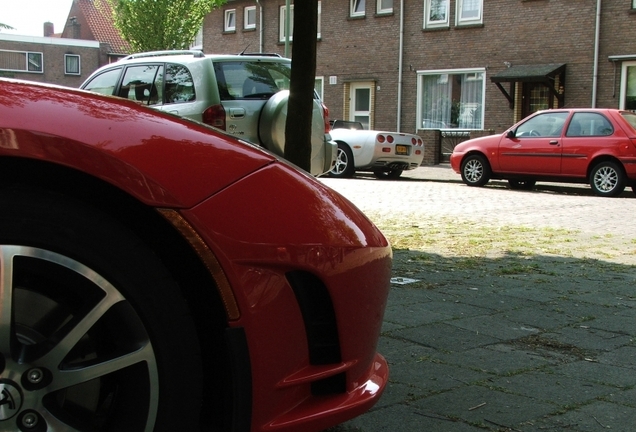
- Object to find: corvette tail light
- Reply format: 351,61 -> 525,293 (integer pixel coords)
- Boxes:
411,137 -> 423,146
382,148 -> 391,153
387,135 -> 394,144
377,134 -> 385,143
202,104 -> 226,130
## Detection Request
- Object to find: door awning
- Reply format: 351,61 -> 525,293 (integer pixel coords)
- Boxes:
490,63 -> 566,108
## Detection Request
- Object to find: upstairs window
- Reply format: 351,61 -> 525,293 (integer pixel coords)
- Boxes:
424,0 -> 449,28
377,0 -> 392,14
456,0 -> 483,26
244,6 -> 256,29
351,0 -> 365,17
279,2 -> 322,42
224,9 -> 236,32
64,54 -> 80,75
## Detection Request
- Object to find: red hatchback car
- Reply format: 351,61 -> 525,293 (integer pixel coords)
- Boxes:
450,109 -> 636,197
0,79 -> 391,432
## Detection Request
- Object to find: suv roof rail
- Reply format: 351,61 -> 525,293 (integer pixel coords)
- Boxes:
237,52 -> 282,58
122,50 -> 205,60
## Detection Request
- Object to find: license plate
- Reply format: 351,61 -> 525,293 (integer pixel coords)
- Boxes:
395,145 -> 409,155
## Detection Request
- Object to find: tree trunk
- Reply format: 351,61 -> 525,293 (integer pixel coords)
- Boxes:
284,0 -> 318,173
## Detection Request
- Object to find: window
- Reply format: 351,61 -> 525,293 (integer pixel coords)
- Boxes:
65,54 -> 80,75
82,67 -> 122,95
633,0 -> 636,9
279,2 -> 321,42
424,0 -> 449,28
377,0 -> 392,14
516,112 -> 568,138
244,6 -> 256,29
417,69 -> 485,129
0,50 -> 43,73
566,113 -> 613,137
620,61 -> 636,111
456,0 -> 483,25
164,64 -> 195,104
224,9 -> 236,32
118,65 -> 163,106
314,76 -> 324,100
351,0 -> 365,17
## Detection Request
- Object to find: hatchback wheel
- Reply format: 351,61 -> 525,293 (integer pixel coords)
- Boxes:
590,161 -> 625,197
330,142 -> 355,178
0,187 -> 202,431
460,154 -> 491,187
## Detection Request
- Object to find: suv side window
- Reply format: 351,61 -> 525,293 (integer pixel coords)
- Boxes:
82,67 -> 122,96
213,61 -> 289,100
119,65 -> 163,106
164,64 -> 196,104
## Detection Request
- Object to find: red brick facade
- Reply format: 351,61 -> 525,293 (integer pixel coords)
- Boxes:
202,0 -> 636,138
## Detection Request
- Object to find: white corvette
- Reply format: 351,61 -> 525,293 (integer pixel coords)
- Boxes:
329,120 -> 424,179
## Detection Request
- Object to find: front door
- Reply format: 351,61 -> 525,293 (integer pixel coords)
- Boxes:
349,82 -> 373,129
522,83 -> 553,119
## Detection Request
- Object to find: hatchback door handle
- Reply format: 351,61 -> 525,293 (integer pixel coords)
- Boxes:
229,108 -> 245,119
549,140 -> 559,145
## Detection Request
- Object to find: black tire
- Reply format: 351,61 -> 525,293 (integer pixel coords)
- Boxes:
590,161 -> 625,197
373,169 -> 403,180
330,142 -> 355,178
508,179 -> 536,190
0,187 -> 202,431
632,185 -> 636,196
460,154 -> 491,187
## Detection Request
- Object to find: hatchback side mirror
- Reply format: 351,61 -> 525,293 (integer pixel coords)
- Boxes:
506,130 -> 515,139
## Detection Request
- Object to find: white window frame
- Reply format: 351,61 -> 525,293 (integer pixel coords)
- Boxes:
279,2 -> 321,42
633,0 -> 636,9
456,0 -> 483,26
224,9 -> 236,32
350,0 -> 365,17
424,0 -> 449,28
314,76 -> 324,100
244,6 -> 256,30
377,0 -> 393,14
64,54 -> 80,75
619,60 -> 636,111
0,50 -> 43,73
416,67 -> 486,131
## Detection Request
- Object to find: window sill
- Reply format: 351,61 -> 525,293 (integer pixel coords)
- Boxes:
423,26 -> 450,32
347,15 -> 366,21
222,30 -> 236,35
374,11 -> 393,17
455,23 -> 485,30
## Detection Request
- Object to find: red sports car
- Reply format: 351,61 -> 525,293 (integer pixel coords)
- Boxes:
0,79 -> 391,432
450,109 -> 636,197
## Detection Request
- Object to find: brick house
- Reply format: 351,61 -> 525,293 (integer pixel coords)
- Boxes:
0,32 -> 102,87
202,0 -> 636,162
0,0 -> 130,87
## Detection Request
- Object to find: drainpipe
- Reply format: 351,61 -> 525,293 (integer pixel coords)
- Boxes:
397,0 -> 404,131
256,0 -> 263,53
591,0 -> 602,108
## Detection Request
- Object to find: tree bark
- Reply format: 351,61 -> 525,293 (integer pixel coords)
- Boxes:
284,0 -> 318,173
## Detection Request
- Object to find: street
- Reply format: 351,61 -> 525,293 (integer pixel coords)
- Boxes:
321,166 -> 636,432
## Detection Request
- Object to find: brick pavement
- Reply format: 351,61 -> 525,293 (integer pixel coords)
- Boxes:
320,166 -> 636,432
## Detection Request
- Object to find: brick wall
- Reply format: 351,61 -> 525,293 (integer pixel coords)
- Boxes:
203,0 -> 636,154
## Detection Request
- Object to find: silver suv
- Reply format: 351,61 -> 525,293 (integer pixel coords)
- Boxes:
80,50 -> 336,176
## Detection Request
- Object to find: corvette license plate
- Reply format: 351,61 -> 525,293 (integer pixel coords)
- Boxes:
395,145 -> 409,155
